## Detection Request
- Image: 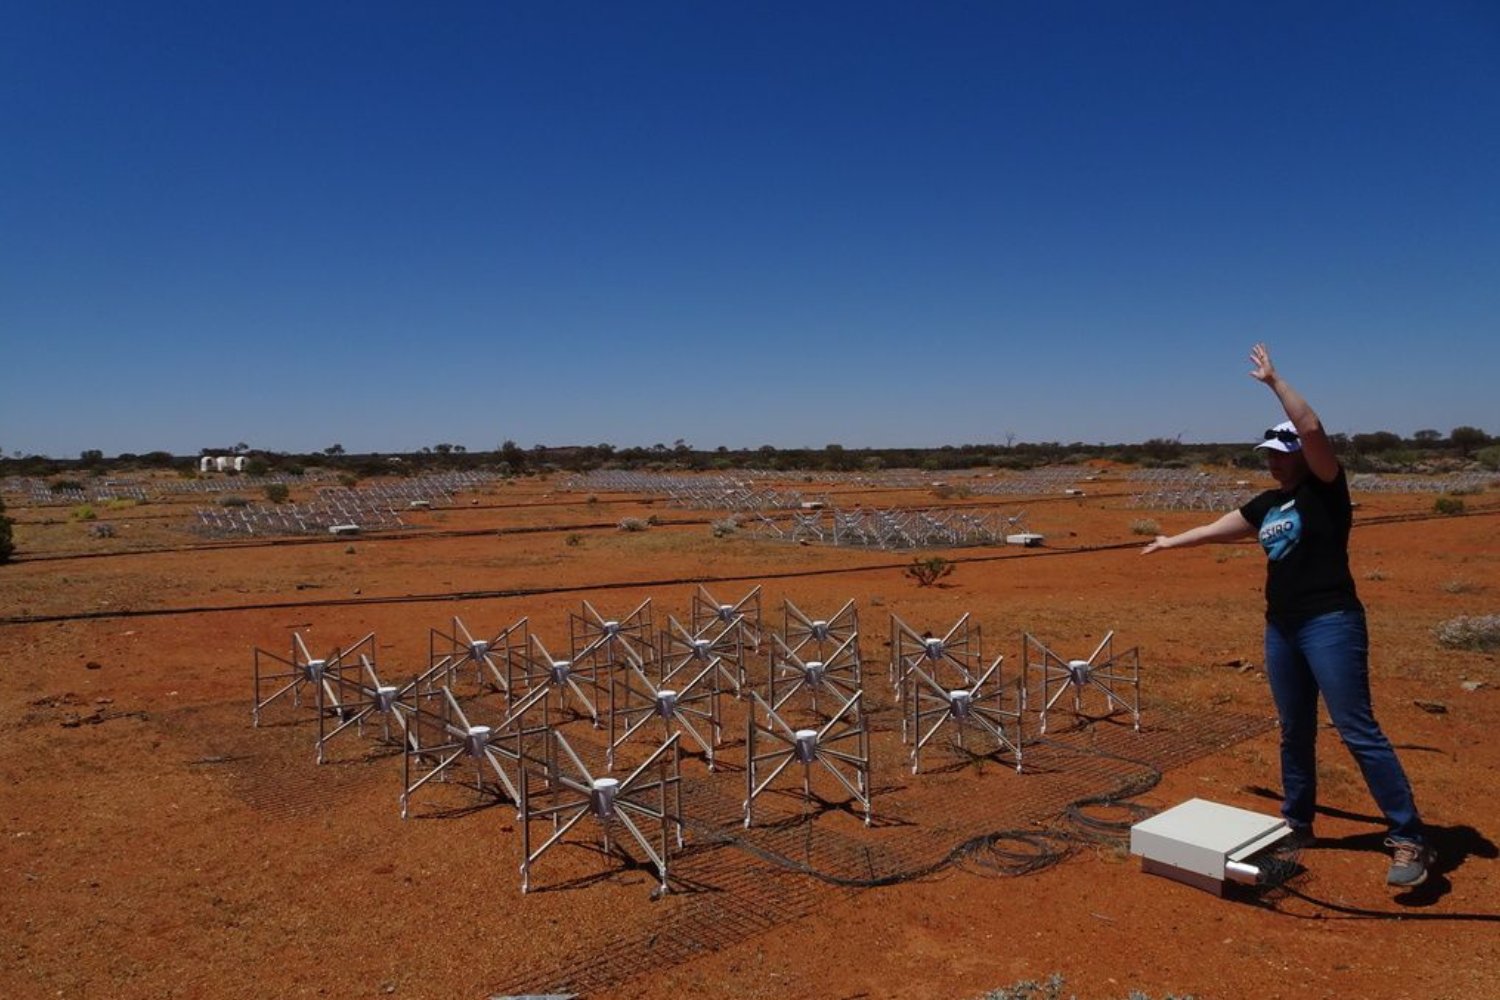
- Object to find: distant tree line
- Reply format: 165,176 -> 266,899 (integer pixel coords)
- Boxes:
1,426 -> 1495,481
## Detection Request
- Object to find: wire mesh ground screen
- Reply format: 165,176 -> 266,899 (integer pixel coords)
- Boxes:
483,698 -> 1272,998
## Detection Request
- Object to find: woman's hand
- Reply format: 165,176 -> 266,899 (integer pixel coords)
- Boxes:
1141,535 -> 1171,555
1249,342 -> 1276,384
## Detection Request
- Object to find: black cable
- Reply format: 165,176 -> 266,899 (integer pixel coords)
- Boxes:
690,730 -> 1164,889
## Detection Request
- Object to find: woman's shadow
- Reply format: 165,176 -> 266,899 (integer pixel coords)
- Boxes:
1246,785 -> 1497,906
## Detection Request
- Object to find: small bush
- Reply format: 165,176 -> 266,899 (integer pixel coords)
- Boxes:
618,517 -> 648,532
263,483 -> 291,504
586,494 -> 599,505
338,473 -> 360,489
906,555 -> 954,586
1441,579 -> 1483,595
565,533 -> 584,546
1434,614 -> 1500,652
645,514 -> 663,526
71,505 -> 97,521
1433,495 -> 1466,516
983,973 -> 1197,1000
219,496 -> 249,508
89,522 -> 116,538
711,516 -> 740,538
1130,518 -> 1161,536
50,479 -> 85,493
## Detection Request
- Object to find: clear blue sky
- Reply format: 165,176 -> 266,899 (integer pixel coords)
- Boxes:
3,1 -> 1497,458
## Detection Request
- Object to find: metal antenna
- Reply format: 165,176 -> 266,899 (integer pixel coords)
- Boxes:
887,614 -> 984,739
426,615 -> 529,703
519,730 -> 683,895
744,690 -> 870,829
779,598 -> 859,662
605,636 -> 723,771
313,653 -> 420,764
691,584 -> 763,654
253,631 -> 376,730
906,652 -> 1023,773
1023,631 -> 1141,734
660,614 -> 747,699
766,632 -> 863,722
399,683 -> 551,820
569,598 -> 657,669
509,633 -> 605,729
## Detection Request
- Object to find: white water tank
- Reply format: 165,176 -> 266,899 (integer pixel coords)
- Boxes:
233,456 -> 247,472
199,456 -> 213,473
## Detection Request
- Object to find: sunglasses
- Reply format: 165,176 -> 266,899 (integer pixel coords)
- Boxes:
1263,428 -> 1300,445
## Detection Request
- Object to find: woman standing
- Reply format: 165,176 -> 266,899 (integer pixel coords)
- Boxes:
1142,343 -> 1431,887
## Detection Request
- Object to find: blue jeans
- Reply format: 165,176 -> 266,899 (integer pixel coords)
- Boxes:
1265,610 -> 1423,843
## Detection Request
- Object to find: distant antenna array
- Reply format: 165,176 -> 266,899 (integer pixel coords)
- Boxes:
251,594 -> 1146,893
1127,488 -> 1253,512
196,495 -> 405,537
757,506 -> 1024,549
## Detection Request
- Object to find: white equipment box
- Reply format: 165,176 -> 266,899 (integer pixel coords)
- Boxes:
1130,798 -> 1290,895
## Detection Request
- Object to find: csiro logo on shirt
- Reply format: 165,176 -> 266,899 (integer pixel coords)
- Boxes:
1259,500 -> 1301,561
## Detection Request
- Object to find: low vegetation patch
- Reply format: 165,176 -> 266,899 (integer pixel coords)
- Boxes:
1434,614 -> 1500,652
1433,495 -> 1466,515
711,515 -> 740,538
618,517 -> 649,532
982,973 -> 1197,1000
1130,518 -> 1161,536
906,555 -> 954,586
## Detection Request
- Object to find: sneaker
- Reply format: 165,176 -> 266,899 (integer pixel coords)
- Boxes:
1385,837 -> 1434,887
1285,826 -> 1316,850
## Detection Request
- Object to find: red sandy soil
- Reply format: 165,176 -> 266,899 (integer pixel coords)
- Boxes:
2,471 -> 1498,1000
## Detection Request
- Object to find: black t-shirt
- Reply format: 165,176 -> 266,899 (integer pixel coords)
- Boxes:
1237,465 -> 1362,621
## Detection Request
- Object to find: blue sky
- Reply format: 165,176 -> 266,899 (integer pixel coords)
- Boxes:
3,2 -> 1497,458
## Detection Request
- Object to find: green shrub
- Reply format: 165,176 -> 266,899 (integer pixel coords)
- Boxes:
905,555 -> 954,586
1475,444 -> 1500,472
219,496 -> 249,508
71,504 -> 97,521
263,483 -> 290,504
1433,495 -> 1465,516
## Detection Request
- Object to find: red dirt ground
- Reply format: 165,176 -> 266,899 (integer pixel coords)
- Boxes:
2,471 -> 1497,1000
